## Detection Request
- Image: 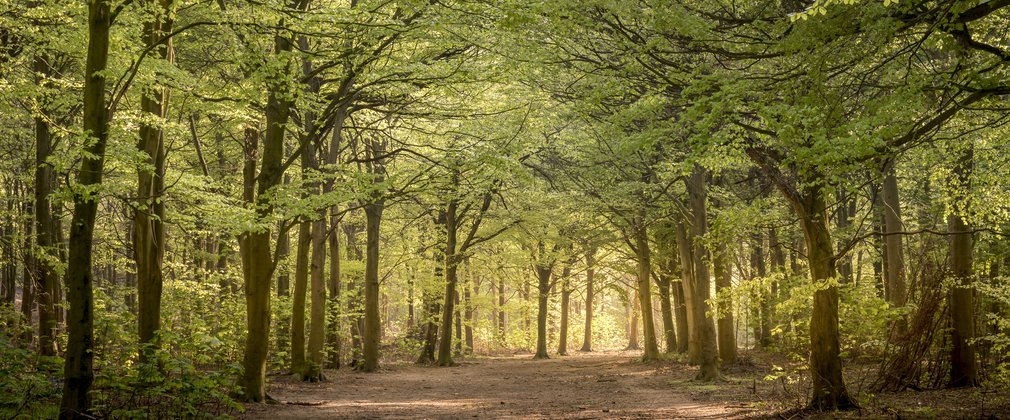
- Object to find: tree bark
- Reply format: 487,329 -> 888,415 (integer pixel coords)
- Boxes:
437,202 -> 460,366
558,265 -> 571,356
948,146 -> 977,388
671,279 -> 689,354
534,264 -> 552,359
327,212 -> 341,369
33,54 -> 59,357
305,216 -> 327,380
497,277 -> 506,343
134,0 -> 172,364
881,162 -> 908,321
674,218 -> 700,363
687,166 -> 720,381
61,0 -> 110,415
626,289 -> 640,350
796,185 -> 855,409
581,247 -> 595,352
276,223 -> 290,355
241,7 -> 302,396
656,274 -> 678,353
291,221 -> 310,372
633,212 -> 660,361
463,267 -> 474,354
362,200 -> 383,372
714,243 -> 736,364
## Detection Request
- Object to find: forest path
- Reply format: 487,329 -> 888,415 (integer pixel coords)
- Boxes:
242,350 -> 761,419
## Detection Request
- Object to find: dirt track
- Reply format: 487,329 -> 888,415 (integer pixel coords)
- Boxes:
242,350 -> 761,419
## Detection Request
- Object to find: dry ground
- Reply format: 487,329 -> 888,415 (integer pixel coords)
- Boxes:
242,350 -> 1010,419
242,350 -> 766,419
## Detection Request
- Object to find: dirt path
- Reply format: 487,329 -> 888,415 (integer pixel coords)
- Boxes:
243,350 -> 762,419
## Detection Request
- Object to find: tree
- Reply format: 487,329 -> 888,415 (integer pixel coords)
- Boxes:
61,0 -> 112,415
134,0 -> 174,364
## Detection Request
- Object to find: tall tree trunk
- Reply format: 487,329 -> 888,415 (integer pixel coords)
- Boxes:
362,201 -> 383,372
948,146 -> 977,388
533,265 -> 552,359
417,242 -> 441,365
61,0 -> 110,415
275,223 -> 290,356
463,265 -> 474,354
674,218 -> 699,363
752,232 -> 770,349
672,279 -> 689,354
581,247 -> 595,352
558,265 -> 571,356
835,189 -> 853,284
291,221 -> 310,372
305,216 -> 327,380
626,289 -> 640,350
20,218 -> 35,348
656,274 -> 678,353
134,0 -> 172,364
241,2 -> 303,395
497,277 -> 506,343
633,213 -> 660,361
714,243 -> 736,364
327,212 -> 341,369
796,186 -> 855,409
687,166 -> 720,381
437,203 -> 459,366
33,54 -> 59,357
881,162 -> 908,332
454,290 -> 462,357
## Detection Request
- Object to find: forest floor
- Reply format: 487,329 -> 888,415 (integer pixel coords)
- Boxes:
241,350 -> 1010,419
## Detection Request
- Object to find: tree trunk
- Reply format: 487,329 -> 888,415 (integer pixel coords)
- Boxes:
241,12 -> 300,397
672,280 -> 689,354
463,269 -> 474,354
534,265 -> 552,359
881,162 -> 908,330
291,221 -> 310,372
687,166 -> 720,381
656,275 -> 678,353
835,189 -> 853,284
437,203 -> 460,366
714,243 -> 736,364
794,185 -> 855,409
626,290 -> 640,350
134,0 -> 172,364
497,278 -> 506,343
276,223 -> 290,356
362,201 -> 383,372
558,266 -> 571,356
581,247 -> 595,352
454,290 -> 462,357
33,54 -> 59,358
633,213 -> 660,361
948,146 -> 977,388
20,225 -> 35,348
416,247 -> 441,365
61,1 -> 110,415
752,233 -> 770,349
327,211 -> 341,369
674,218 -> 700,363
305,216 -> 327,380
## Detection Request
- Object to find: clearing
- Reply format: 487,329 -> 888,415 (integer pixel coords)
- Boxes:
242,350 -> 762,419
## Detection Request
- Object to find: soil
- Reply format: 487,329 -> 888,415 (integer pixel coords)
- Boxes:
242,350 -> 767,419
242,350 -> 1010,419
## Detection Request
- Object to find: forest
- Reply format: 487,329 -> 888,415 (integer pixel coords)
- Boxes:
1,0 -> 1009,418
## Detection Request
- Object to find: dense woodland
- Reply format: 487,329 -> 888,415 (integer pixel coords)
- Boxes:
1,0 -> 1009,418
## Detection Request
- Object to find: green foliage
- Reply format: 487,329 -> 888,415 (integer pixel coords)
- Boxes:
92,332 -> 243,419
0,308 -> 62,419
